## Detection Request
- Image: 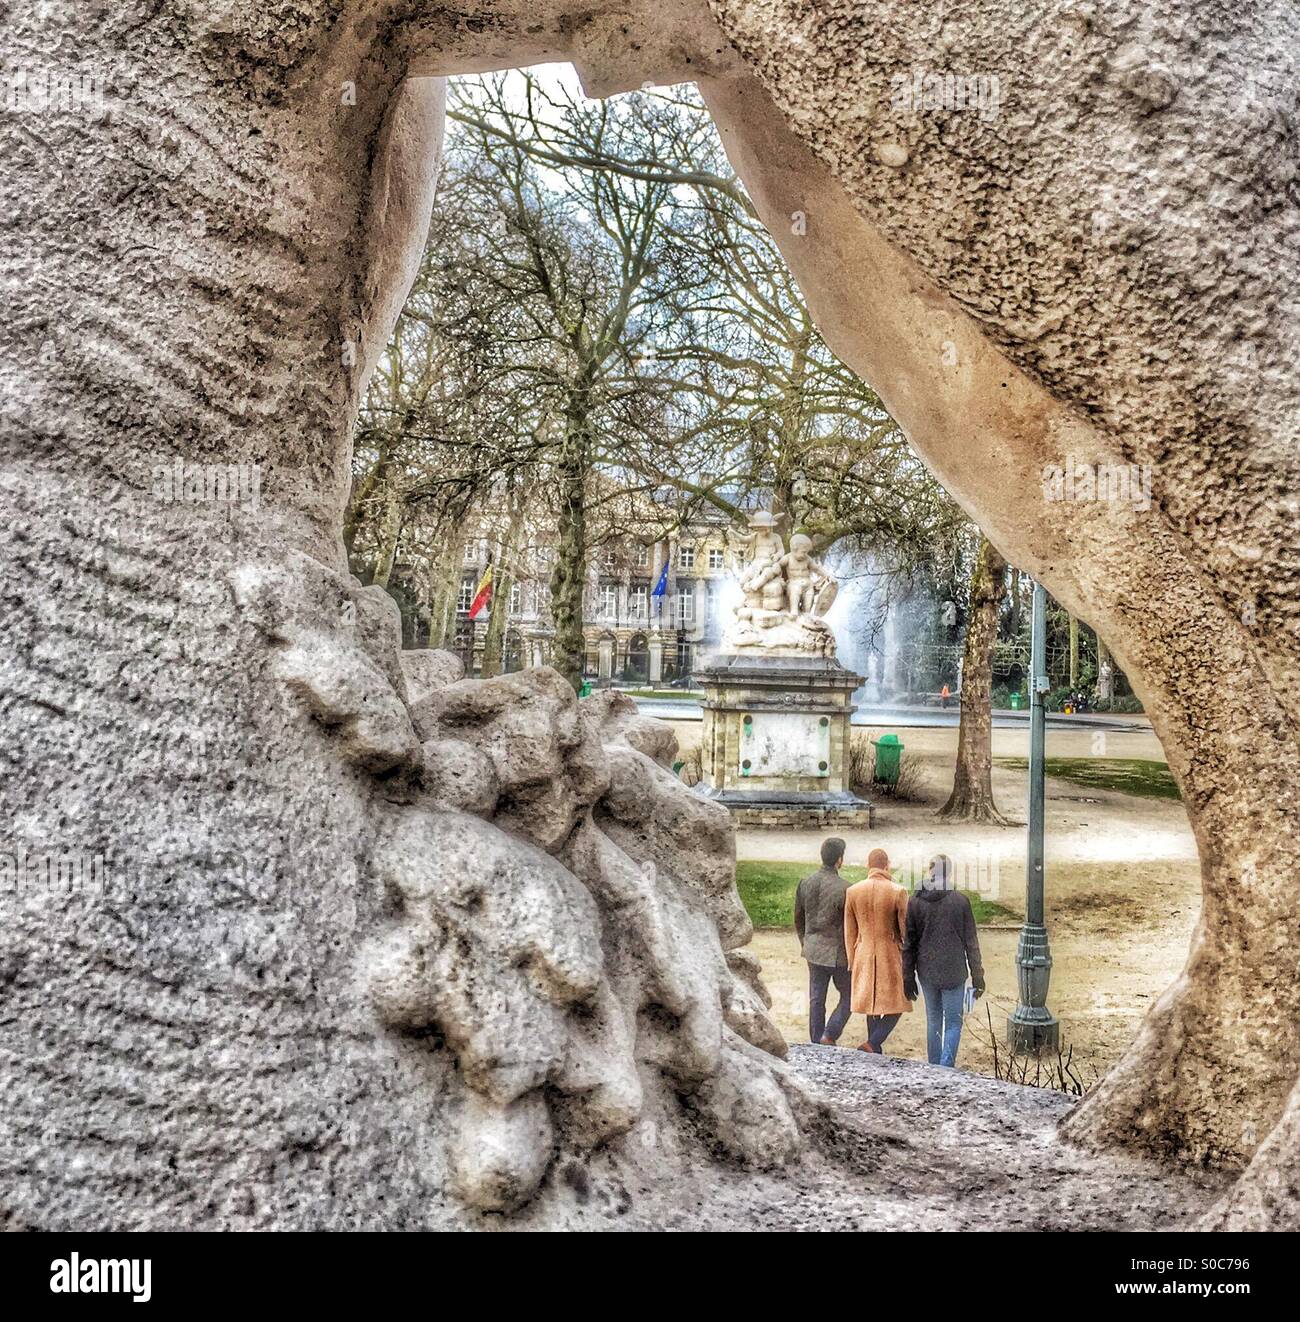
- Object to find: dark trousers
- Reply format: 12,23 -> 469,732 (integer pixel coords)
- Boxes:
866,1013 -> 902,1053
808,963 -> 853,1043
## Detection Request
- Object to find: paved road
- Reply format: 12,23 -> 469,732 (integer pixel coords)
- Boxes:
630,696 -> 1149,733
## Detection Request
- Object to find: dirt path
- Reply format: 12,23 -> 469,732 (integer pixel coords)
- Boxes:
667,716 -> 1201,1081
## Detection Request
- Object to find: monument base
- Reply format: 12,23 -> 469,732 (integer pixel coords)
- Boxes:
695,787 -> 875,830
693,652 -> 873,830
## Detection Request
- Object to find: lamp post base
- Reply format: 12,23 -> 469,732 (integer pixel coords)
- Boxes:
1006,1009 -> 1061,1056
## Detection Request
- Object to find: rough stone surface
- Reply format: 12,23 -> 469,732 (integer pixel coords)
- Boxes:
633,1047 -> 1226,1231
1,0 -> 1296,1229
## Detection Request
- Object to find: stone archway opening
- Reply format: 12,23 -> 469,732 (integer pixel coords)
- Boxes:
400,50 -> 1197,1090
374,53 -> 1174,1113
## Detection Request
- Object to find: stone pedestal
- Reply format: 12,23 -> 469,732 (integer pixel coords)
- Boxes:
693,653 -> 873,829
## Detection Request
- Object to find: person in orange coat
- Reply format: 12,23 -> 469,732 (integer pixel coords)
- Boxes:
843,847 -> 912,1053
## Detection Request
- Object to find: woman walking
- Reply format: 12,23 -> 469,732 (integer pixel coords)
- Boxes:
843,847 -> 911,1054
902,854 -> 986,1067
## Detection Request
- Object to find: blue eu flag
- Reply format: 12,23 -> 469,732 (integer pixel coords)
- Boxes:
651,559 -> 670,599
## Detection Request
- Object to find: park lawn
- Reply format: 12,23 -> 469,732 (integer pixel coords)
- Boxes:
996,756 -> 1180,800
735,860 -> 1014,930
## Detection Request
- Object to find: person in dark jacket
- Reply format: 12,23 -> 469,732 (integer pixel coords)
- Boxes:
794,837 -> 852,1045
902,854 -> 985,1067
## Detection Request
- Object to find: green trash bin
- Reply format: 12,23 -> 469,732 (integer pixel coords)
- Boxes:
579,680 -> 593,698
1009,692 -> 1021,711
871,733 -> 903,786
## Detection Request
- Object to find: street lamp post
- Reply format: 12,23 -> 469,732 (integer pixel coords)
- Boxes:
1008,579 -> 1061,1055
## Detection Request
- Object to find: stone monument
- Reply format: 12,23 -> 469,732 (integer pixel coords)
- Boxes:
694,513 -> 873,828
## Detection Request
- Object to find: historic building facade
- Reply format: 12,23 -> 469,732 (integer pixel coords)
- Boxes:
454,511 -> 736,684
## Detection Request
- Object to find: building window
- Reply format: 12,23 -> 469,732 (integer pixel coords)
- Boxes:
509,582 -> 522,614
678,545 -> 695,570
676,591 -> 694,625
629,585 -> 648,619
635,544 -> 650,569
708,547 -> 725,570
598,583 -> 618,620
463,541 -> 479,566
457,579 -> 474,613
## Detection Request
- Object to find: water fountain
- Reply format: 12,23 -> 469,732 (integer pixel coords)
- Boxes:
693,512 -> 874,828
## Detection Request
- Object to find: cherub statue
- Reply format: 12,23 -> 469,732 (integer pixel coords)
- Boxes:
735,536 -> 789,632
725,510 -> 786,573
780,533 -> 836,616
718,509 -> 840,656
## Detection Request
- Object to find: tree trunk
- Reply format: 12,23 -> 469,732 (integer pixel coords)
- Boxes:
1068,612 -> 1080,688
370,483 -> 403,589
425,534 -> 463,649
344,428 -> 398,558
481,500 -> 524,677
549,406 -> 591,692
938,536 -> 1010,824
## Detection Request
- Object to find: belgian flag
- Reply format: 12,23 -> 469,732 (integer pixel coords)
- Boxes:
467,565 -> 493,620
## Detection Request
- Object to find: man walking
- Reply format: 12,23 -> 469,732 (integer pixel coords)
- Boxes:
844,847 -> 912,1053
794,838 -> 853,1045
903,853 -> 985,1067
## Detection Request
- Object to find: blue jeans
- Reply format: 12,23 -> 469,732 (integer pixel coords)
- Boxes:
807,963 -> 853,1043
921,982 -> 966,1067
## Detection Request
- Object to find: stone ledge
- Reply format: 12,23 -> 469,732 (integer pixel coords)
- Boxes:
728,804 -> 875,829
696,653 -> 864,695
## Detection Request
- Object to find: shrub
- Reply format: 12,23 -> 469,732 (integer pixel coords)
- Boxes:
847,732 -> 874,792
1094,694 -> 1145,714
983,1006 -> 1100,1096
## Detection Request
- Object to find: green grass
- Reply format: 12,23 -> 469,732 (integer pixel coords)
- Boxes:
996,756 -> 1180,800
735,860 -> 1014,930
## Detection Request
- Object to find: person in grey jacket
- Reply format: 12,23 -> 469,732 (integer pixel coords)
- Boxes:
902,853 -> 985,1067
794,837 -> 852,1045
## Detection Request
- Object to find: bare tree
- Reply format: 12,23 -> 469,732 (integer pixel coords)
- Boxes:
445,76 -> 964,565
422,74 -> 705,687
938,535 -> 1011,824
